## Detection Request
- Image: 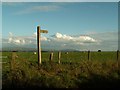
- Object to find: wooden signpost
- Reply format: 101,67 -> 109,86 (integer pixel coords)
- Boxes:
37,26 -> 48,66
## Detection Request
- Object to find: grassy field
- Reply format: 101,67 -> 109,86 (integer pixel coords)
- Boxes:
2,51 -> 120,88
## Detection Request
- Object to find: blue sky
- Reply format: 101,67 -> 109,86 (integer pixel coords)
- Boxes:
2,2 -> 118,37
1,0 -> 120,2
1,2 -> 119,51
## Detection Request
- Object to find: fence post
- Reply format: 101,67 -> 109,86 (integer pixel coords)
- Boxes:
88,50 -> 90,61
66,52 -> 68,61
49,52 -> 53,62
117,50 -> 119,69
11,51 -> 16,70
58,52 -> 61,64
117,50 -> 119,61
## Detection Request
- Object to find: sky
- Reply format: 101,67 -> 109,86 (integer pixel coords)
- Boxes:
1,2 -> 119,51
1,0 -> 120,2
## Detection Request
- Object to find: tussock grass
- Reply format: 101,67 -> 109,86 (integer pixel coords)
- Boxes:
2,51 -> 120,88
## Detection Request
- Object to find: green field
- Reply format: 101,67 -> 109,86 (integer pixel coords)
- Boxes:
2,51 -> 120,88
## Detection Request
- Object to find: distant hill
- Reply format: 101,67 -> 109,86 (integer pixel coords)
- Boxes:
1,42 -> 79,52
1,47 -> 79,52
2,47 -> 37,52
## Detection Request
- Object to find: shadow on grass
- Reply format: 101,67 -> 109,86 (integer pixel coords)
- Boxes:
75,73 -> 120,89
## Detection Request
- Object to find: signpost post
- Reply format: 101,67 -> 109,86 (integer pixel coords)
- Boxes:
37,26 -> 48,66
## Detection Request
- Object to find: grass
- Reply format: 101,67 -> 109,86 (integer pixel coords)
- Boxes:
2,51 -> 120,88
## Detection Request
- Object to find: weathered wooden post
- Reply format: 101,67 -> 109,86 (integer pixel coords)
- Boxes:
37,26 -> 48,66
11,52 -> 14,70
37,26 -> 41,66
65,52 -> 68,61
49,52 -> 53,62
58,52 -> 61,64
117,50 -> 119,61
11,51 -> 17,70
88,50 -> 90,61
117,50 -> 119,69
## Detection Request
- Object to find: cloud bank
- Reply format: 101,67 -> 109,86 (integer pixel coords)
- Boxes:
52,33 -> 97,43
2,31 -> 118,51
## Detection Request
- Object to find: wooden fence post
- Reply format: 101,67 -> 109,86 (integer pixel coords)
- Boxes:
49,52 -> 53,62
58,52 -> 61,64
11,51 -> 17,70
88,50 -> 90,61
117,50 -> 119,69
117,50 -> 119,61
66,52 -> 68,61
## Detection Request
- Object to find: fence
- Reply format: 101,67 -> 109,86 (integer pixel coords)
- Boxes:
2,50 -> 119,68
48,50 -> 119,64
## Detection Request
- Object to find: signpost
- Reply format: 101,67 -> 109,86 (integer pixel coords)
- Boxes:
37,26 -> 48,66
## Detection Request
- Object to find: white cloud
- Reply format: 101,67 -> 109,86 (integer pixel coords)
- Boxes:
8,37 -> 26,45
41,36 -> 48,41
7,32 -> 48,45
48,32 -> 117,51
54,33 -> 73,40
2,31 -> 118,51
32,32 -> 48,41
32,5 -> 60,11
51,32 -> 97,43
15,5 -> 61,15
7,32 -> 98,46
33,32 -> 37,37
